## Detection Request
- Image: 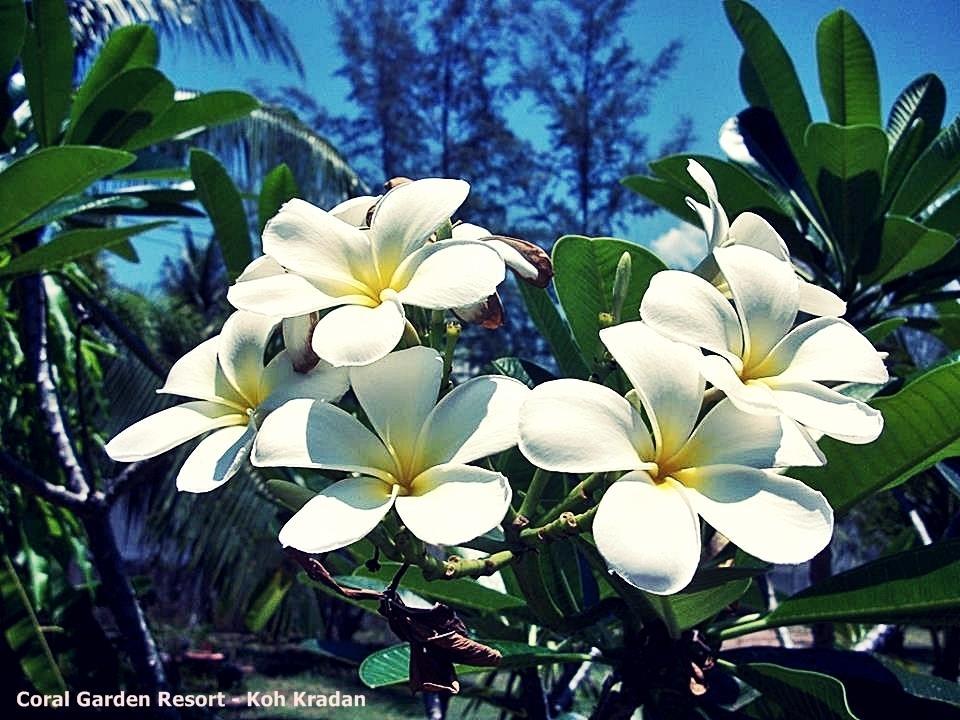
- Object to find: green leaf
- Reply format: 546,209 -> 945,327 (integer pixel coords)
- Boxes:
0,554 -> 66,693
861,317 -> 906,344
736,663 -> 857,720
489,356 -> 556,387
648,579 -> 751,634
0,0 -> 26,79
620,174 -> 701,226
861,216 -> 955,284
11,194 -> 147,236
65,67 -> 175,147
124,90 -> 259,151
791,360 -> 960,513
886,74 -> 946,154
816,10 -> 880,126
517,283 -> 590,380
0,222 -> 168,277
883,119 -> 929,210
245,568 -> 293,632
724,0 -> 812,158
649,154 -> 790,221
264,478 -> 315,513
925,188 -> 960,236
0,146 -> 136,239
804,122 -> 887,264
359,641 -> 594,689
258,163 -> 300,233
552,236 -> 665,366
353,562 -> 526,614
189,148 -> 251,279
20,0 -> 73,146
891,115 -> 960,216
764,540 -> 960,628
70,25 -> 159,130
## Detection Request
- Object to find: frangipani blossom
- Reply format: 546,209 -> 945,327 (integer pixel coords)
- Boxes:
105,311 -> 349,492
519,322 -> 832,594
685,159 -> 846,317
227,179 -> 506,367
641,245 -> 888,444
252,346 -> 530,552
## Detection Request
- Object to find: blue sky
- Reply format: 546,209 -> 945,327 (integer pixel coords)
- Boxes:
116,0 -> 960,287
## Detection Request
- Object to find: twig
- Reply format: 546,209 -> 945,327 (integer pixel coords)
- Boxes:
0,450 -> 95,511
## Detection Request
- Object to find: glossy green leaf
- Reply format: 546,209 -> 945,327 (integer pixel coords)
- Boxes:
861,216 -> 955,284
258,163 -> 300,233
65,67 -> 175,147
124,90 -> 259,151
552,235 -> 665,365
861,317 -> 906,344
649,154 -> 790,221
517,282 -> 590,380
0,0 -> 26,78
804,122 -> 887,264
882,118 -> 928,210
489,356 -> 556,387
764,540 -> 960,628
736,663 -> 857,720
354,562 -> 526,614
886,74 -> 946,153
816,10 -> 880,126
359,641 -> 594,689
0,221 -> 168,277
189,148 -> 252,279
11,194 -> 147,236
648,579 -> 751,634
0,555 -> 66,693
245,568 -> 293,632
925,188 -> 960,236
724,0 -> 812,158
620,174 -> 701,226
0,146 -> 136,239
891,115 -> 960,216
20,0 -> 73,146
264,479 -> 315,513
792,360 -> 960,513
70,24 -> 159,130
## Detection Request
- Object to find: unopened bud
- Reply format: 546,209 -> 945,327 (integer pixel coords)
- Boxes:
598,311 -> 615,329
611,251 -> 632,322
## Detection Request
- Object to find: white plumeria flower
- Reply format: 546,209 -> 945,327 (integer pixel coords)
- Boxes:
685,159 -> 846,317
105,311 -> 349,492
641,245 -> 888,444
518,321 -> 832,594
252,346 -> 530,552
227,179 -> 506,367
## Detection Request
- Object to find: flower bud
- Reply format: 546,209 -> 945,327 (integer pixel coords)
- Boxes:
611,251 -> 632,322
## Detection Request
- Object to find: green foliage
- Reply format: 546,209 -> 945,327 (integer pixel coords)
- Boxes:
20,0 -> 73,146
736,663 -> 858,720
189,148 -> 252,280
258,163 -> 300,233
816,10 -> 880,127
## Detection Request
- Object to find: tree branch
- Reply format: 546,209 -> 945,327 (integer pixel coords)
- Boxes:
0,450 -> 96,511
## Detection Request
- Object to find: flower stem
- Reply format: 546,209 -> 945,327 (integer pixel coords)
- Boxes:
540,472 -> 610,524
398,320 -> 421,349
519,506 -> 597,545
712,613 -> 769,641
518,468 -> 551,521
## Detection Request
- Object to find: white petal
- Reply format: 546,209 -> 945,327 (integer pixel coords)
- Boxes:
217,311 -> 277,405
158,336 -> 244,407
310,299 -> 406,367
685,197 -> 714,246
236,255 -> 284,282
369,178 -> 470,276
105,401 -> 244,462
394,241 -> 505,309
600,322 -> 704,460
700,354 -> 780,415
714,245 -> 798,368
640,270 -> 744,365
228,272 -> 345,317
754,317 -> 888,384
416,375 -> 532,471
450,222 -> 491,240
350,347 -> 443,474
176,424 -> 254,493
798,279 -> 847,317
768,380 -> 884,444
258,350 -> 349,413
263,198 -> 377,291
727,212 -> 790,260
518,379 -> 651,473
279,476 -> 397,553
330,195 -> 379,226
687,159 -> 729,249
397,464 -> 512,546
594,472 -> 701,595
252,398 -> 397,479
669,398 -> 824,470
281,313 -> 319,372
680,466 -> 833,564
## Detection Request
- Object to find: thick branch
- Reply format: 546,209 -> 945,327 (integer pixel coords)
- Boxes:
0,450 -> 96,511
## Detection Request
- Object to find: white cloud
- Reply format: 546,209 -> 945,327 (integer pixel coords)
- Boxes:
650,222 -> 706,270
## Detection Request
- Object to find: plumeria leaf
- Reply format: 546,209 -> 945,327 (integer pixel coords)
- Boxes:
516,282 -> 590,379
816,10 -> 880,126
20,0 -> 73,147
264,479 -> 316,513
258,163 -> 301,234
859,216 -> 955,285
189,148 -> 252,280
647,578 -> 752,634
890,114 -> 960,217
735,663 -> 858,720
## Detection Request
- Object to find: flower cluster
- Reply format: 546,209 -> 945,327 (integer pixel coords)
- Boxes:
107,166 -> 887,596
